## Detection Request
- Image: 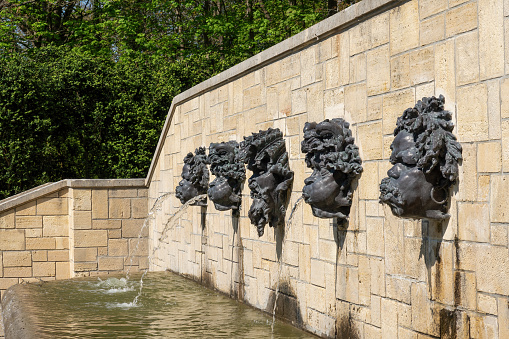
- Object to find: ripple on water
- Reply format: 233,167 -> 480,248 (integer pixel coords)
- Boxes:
18,271 -> 316,338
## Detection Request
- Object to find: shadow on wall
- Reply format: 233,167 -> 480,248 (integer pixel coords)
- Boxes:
267,281 -> 303,328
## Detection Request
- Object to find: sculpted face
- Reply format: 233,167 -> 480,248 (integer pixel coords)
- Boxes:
301,119 -> 362,220
206,142 -> 245,212
176,164 -> 200,203
240,128 -> 294,236
380,131 -> 447,219
175,147 -> 209,206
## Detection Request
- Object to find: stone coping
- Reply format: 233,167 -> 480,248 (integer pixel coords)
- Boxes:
0,179 -> 147,213
145,0 -> 405,186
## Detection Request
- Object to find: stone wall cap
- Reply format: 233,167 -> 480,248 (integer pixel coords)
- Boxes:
0,179 -> 147,213
145,0 -> 404,186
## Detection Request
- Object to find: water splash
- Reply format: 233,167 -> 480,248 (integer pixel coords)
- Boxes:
125,192 -> 174,279
131,194 -> 208,305
271,196 -> 304,332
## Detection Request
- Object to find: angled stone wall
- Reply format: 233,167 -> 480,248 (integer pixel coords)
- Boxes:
147,0 -> 509,338
0,180 -> 148,298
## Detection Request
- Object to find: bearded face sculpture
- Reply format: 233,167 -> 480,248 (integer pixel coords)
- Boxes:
379,95 -> 462,220
206,141 -> 246,212
301,119 -> 362,220
240,128 -> 294,237
175,147 -> 209,206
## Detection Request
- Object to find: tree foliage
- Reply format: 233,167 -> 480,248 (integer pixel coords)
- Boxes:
0,0 -> 357,199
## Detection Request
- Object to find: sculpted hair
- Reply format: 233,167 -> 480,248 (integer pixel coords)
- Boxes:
183,147 -> 209,189
394,95 -> 462,187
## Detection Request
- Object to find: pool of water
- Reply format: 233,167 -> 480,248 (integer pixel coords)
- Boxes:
11,271 -> 315,338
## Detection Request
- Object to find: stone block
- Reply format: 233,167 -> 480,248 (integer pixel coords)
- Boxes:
43,215 -> 69,237
390,52 -> 410,90
98,257 -> 124,271
108,239 -> 128,257
310,258 -> 325,288
3,266 -> 32,278
131,198 -> 148,219
456,31 -> 479,86
490,175 -> 509,222
383,210 -> 404,275
501,79 -> 509,119
344,83 -> 367,123
389,1 -> 419,55
55,237 -> 69,250
477,142 -> 502,173
0,278 -> 20,290
74,230 -> 108,247
47,249 -> 69,262
16,200 -> 36,215
26,237 -> 56,250
367,96 -> 382,121
420,14 -> 445,46
478,293 -> 498,315
381,298 -> 398,338
475,245 -> 509,295
74,262 -> 97,272
108,188 -> 138,198
487,80 -> 502,139
306,82 -> 325,123
456,83 -> 489,142
33,261 -> 55,277
74,247 -> 98,262
435,40 -> 455,106
338,32 -> 350,86
0,210 -> 15,229
446,2 -> 478,37
349,20 -> 371,56
109,198 -> 131,219
409,46 -> 434,85
36,197 -> 68,215
357,122 -> 382,160
491,224 -> 508,246
458,203 -> 490,242
325,57 -> 340,90
498,297 -> 509,339
382,88 -> 415,135
359,162 -> 379,200
300,47 -> 318,87
123,219 -> 147,238
3,251 -> 31,267
15,216 -> 42,229
92,189 -> 108,219
298,243 -> 311,282
73,189 -> 91,211
367,46 -> 390,96
367,217 -> 384,257
479,0 -> 504,80
349,53 -> 366,83
73,210 -> 92,230
404,237 -> 426,282
419,0 -> 446,19
92,219 -> 121,230
56,262 -> 71,279
457,143 -> 477,201
32,250 -> 47,261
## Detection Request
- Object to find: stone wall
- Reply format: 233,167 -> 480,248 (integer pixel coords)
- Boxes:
147,0 -> 509,337
0,179 -> 148,298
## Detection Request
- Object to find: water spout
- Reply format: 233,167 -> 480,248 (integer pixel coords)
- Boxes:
131,193 -> 207,305
271,196 -> 304,332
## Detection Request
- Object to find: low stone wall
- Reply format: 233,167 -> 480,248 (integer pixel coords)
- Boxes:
147,0 -> 509,338
0,179 -> 148,298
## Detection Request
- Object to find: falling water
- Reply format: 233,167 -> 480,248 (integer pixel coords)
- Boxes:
271,196 -> 304,332
125,192 -> 173,279
131,194 -> 208,305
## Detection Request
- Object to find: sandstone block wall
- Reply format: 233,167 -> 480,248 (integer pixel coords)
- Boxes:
147,0 -> 509,338
0,180 -> 148,298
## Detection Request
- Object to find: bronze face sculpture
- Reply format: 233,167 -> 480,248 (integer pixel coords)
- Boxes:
301,119 -> 362,220
240,128 -> 294,237
379,95 -> 462,220
175,147 -> 209,206
206,141 -> 246,212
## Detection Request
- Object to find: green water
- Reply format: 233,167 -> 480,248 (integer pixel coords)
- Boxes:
19,271 -> 316,338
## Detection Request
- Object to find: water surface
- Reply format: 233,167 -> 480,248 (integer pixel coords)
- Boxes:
20,271 -> 315,338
